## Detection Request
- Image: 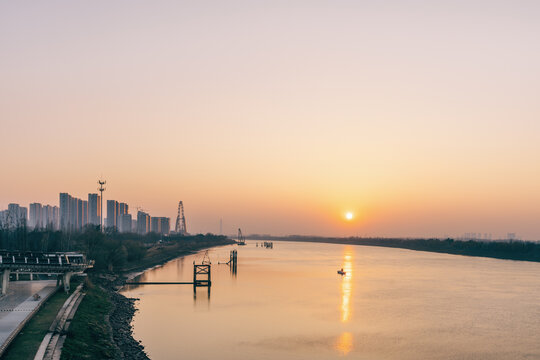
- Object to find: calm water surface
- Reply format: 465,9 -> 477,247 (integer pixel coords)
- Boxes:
121,241 -> 540,360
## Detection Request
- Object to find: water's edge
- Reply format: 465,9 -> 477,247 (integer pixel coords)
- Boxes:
104,243 -> 234,359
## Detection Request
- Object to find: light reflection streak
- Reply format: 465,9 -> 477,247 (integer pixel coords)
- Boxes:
335,246 -> 354,355
335,332 -> 353,355
340,246 -> 353,323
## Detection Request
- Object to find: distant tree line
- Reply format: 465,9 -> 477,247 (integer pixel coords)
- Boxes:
0,225 -> 230,271
248,235 -> 540,262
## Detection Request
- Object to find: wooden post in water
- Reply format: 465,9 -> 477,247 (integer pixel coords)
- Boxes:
229,249 -> 238,277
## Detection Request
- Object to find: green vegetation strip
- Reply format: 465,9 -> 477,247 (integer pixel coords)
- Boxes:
60,279 -> 118,360
2,290 -> 70,360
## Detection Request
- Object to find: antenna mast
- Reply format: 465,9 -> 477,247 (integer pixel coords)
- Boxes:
98,179 -> 106,232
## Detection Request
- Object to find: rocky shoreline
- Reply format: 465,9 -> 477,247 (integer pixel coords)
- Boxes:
93,240 -> 235,359
110,290 -> 149,360
93,274 -> 149,360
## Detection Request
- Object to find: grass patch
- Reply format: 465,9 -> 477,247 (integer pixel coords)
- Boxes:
60,278 -> 119,360
2,287 -> 70,360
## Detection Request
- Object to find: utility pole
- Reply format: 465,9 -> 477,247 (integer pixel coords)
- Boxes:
98,179 -> 106,232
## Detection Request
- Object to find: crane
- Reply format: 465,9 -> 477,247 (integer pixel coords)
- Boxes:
237,228 -> 246,246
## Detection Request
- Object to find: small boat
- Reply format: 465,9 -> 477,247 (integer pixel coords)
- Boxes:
337,268 -> 346,275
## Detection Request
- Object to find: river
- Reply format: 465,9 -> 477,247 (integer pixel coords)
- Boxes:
121,240 -> 540,359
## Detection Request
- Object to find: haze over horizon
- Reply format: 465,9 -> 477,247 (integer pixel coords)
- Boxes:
1,1 -> 539,239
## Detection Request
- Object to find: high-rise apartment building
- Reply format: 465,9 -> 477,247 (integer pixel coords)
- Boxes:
59,193 -> 71,230
160,217 -> 170,235
151,217 -> 161,234
1,203 -> 28,229
106,200 -> 119,229
29,203 -> 43,229
29,203 -> 60,230
70,196 -> 78,230
60,192 -> 86,231
42,205 -> 59,229
117,202 -> 128,228
88,193 -> 101,226
77,199 -> 83,230
82,200 -> 88,227
119,213 -> 132,233
151,217 -> 170,235
137,211 -> 151,234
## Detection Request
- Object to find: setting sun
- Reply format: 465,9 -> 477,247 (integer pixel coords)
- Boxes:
345,212 -> 354,221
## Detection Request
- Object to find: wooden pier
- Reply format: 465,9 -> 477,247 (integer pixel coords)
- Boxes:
126,282 -> 195,285
126,261 -> 212,293
193,264 -> 211,288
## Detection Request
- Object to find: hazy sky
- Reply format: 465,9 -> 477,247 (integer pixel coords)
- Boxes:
1,1 -> 539,239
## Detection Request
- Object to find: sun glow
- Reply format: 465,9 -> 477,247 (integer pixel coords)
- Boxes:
345,212 -> 354,221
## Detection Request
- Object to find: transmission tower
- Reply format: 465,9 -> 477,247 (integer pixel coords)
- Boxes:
98,179 -> 106,232
175,201 -> 187,235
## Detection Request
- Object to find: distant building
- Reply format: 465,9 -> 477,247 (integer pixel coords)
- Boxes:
160,217 -> 170,235
69,196 -> 78,230
151,217 -> 160,234
137,211 -> 151,234
60,192 -> 86,231
82,200 -> 88,227
42,205 -> 59,230
117,202 -> 128,229
77,199 -> 83,230
1,203 -> 28,229
88,193 -> 101,226
29,203 -> 43,229
119,213 -> 132,233
60,193 -> 71,230
118,202 -> 128,216
106,200 -> 119,229
151,217 -> 170,235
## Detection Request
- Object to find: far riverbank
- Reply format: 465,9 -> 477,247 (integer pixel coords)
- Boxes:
247,235 -> 540,262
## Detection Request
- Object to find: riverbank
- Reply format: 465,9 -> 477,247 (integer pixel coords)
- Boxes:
62,236 -> 235,359
248,235 -> 540,262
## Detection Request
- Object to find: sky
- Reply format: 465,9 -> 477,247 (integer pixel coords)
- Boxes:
1,1 -> 539,239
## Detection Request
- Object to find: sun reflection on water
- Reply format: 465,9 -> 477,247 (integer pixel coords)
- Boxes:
335,332 -> 353,355
340,246 -> 353,323
335,246 -> 354,355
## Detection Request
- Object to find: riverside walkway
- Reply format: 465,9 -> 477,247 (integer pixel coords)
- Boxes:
0,280 -> 58,356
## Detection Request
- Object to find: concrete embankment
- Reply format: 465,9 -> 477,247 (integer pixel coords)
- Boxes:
34,283 -> 85,360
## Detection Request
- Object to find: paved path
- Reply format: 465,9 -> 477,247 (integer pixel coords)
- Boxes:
0,281 -> 58,355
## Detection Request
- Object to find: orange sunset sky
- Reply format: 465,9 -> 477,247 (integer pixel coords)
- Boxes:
1,1 -> 539,239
